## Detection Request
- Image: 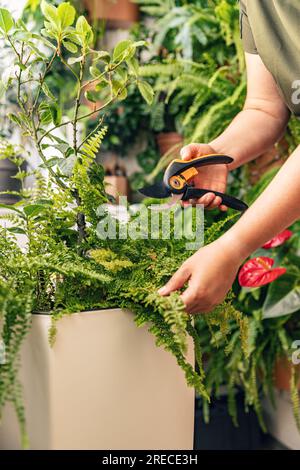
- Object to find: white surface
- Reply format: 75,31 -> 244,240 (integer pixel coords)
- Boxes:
263,390 -> 300,450
0,309 -> 195,450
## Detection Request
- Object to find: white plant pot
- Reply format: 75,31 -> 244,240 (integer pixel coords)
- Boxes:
0,309 -> 195,450
263,389 -> 300,449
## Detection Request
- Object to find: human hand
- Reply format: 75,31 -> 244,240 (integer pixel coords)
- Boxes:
181,143 -> 229,211
158,237 -> 242,314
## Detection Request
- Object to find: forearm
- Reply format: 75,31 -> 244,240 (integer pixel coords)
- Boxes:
209,53 -> 290,170
221,145 -> 300,261
209,105 -> 289,170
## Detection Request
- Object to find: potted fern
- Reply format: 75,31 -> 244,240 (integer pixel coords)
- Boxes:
0,1 -> 247,450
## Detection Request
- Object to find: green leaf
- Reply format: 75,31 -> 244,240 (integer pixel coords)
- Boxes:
23,204 -> 48,217
67,55 -> 83,65
38,102 -> 61,126
33,199 -> 53,206
7,226 -> 26,235
57,2 -> 75,29
38,157 -> 61,169
63,40 -> 78,53
127,57 -> 139,76
263,274 -> 300,319
49,102 -> 61,126
89,65 -> 101,78
8,113 -> 23,128
0,8 -> 14,34
137,80 -> 154,105
39,102 -> 52,125
113,40 -> 133,62
65,32 -> 82,46
76,15 -> 93,46
95,50 -> 110,63
42,82 -> 55,100
112,79 -> 127,101
58,155 -> 77,176
117,67 -> 128,82
41,1 -> 58,26
48,134 -> 68,145
84,90 -> 97,103
95,79 -> 108,92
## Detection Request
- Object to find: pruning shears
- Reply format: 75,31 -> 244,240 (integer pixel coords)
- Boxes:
139,154 -> 248,212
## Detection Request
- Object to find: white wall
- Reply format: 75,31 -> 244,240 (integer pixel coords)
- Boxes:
0,0 -> 27,18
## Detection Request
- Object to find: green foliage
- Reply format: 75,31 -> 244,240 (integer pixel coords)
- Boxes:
80,126 -> 108,160
0,8 -> 14,35
197,172 -> 300,431
137,0 -> 245,144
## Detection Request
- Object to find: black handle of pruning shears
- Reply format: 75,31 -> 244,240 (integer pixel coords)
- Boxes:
183,187 -> 248,212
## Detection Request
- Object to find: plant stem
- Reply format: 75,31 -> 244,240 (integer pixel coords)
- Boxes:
73,57 -> 85,154
38,97 -> 114,144
32,49 -> 58,112
74,192 -> 87,245
77,115 -> 104,152
31,119 -> 67,190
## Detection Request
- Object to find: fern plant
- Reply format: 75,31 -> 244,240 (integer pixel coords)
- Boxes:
0,1 -> 249,448
136,0 -> 246,144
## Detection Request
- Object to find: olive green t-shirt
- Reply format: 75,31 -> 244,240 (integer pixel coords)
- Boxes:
240,0 -> 300,116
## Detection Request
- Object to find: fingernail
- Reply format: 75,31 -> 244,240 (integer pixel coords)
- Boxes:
180,147 -> 188,159
158,286 -> 167,295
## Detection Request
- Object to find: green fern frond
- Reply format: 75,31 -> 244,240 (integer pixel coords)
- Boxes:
139,63 -> 183,78
182,89 -> 211,127
205,213 -> 239,244
290,366 -> 300,431
89,248 -> 134,273
81,126 -> 108,160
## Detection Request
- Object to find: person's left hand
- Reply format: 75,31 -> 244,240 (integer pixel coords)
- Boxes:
158,238 -> 242,314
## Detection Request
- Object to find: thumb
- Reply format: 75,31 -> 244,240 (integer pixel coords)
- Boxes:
158,266 -> 190,296
180,143 -> 214,161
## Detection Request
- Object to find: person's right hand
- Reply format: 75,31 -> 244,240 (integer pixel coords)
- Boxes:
180,143 -> 229,211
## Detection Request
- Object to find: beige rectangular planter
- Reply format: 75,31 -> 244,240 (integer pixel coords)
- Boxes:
263,390 -> 300,449
0,309 -> 194,450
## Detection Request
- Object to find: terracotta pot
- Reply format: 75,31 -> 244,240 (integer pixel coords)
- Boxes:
274,357 -> 300,391
84,0 -> 139,26
104,175 -> 130,202
156,132 -> 183,158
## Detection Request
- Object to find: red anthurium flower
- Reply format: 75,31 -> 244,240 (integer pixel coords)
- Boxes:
262,229 -> 293,249
238,257 -> 286,288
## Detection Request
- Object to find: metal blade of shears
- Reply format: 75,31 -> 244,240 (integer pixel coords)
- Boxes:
139,181 -> 171,199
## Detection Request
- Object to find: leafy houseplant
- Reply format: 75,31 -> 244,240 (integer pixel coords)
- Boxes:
137,0 -> 246,142
0,1 -> 248,448
194,172 -> 300,434
132,0 -> 300,437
